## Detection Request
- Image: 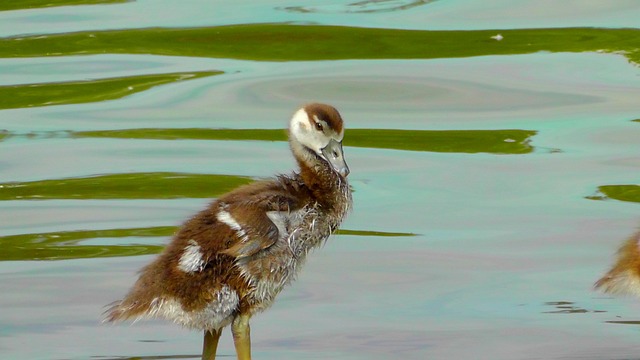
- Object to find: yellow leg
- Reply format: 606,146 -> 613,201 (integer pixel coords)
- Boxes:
202,329 -> 221,360
231,314 -> 252,360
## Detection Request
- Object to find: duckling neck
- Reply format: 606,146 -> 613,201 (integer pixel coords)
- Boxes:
289,139 -> 351,212
296,157 -> 350,211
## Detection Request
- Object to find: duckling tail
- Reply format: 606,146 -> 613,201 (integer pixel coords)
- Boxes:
595,230 -> 640,297
102,299 -> 145,323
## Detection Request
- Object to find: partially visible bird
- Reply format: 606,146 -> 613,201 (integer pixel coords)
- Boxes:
595,230 -> 640,297
104,103 -> 353,360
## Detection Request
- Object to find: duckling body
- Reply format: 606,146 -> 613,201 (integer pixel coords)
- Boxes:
105,103 -> 352,359
595,230 -> 640,297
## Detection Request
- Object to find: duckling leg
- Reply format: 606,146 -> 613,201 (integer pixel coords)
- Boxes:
231,313 -> 252,360
202,329 -> 221,360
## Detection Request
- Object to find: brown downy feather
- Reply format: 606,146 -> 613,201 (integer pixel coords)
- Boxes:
595,230 -> 640,297
102,103 -> 353,334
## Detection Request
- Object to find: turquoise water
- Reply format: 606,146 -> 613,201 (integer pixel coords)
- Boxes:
1,1 -> 640,359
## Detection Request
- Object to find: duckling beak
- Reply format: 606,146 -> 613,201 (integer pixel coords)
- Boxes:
321,139 -> 350,178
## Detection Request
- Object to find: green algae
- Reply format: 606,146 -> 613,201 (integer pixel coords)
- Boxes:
0,172 -> 254,200
1,24 -> 639,65
0,0 -> 129,11
0,226 -> 173,261
0,71 -> 221,110
336,229 -> 417,236
591,185 -> 640,204
72,127 -> 536,154
0,238 -> 162,261
281,0 -> 436,14
346,129 -> 535,154
605,321 -> 640,325
74,128 -> 289,142
0,226 -> 415,261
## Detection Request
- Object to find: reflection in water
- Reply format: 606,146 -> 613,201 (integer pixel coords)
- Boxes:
543,301 -> 605,314
281,0 -> 436,14
93,355 -> 202,360
265,329 -> 431,357
605,320 -> 640,325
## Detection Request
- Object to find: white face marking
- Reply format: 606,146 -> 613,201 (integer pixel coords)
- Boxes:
290,109 -> 331,156
312,115 -> 328,132
178,239 -> 205,273
313,114 -> 344,142
289,106 -> 350,178
217,209 -> 249,242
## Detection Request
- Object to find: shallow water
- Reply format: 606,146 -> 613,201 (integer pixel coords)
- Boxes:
1,1 -> 640,359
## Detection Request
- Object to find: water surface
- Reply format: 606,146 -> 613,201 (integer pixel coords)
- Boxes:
1,1 -> 640,360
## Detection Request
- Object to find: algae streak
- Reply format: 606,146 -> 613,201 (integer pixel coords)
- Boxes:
0,172 -> 253,200
73,128 -> 537,154
0,0 -> 129,11
0,25 -> 638,65
0,71 -> 221,110
595,185 -> 640,204
0,226 -> 415,261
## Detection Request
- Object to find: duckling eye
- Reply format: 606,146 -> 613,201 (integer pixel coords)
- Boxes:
314,122 -> 324,131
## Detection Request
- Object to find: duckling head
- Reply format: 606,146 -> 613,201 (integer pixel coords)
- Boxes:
289,103 -> 350,178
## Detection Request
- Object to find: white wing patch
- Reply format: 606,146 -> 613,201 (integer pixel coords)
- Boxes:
266,211 -> 287,241
178,239 -> 205,273
217,209 -> 249,242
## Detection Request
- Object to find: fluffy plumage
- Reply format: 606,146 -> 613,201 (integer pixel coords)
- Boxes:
595,230 -> 640,297
104,103 -> 352,360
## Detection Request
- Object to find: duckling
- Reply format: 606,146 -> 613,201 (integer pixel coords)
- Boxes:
595,230 -> 640,297
104,103 -> 352,360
